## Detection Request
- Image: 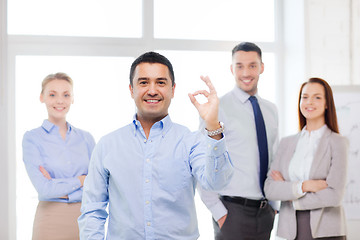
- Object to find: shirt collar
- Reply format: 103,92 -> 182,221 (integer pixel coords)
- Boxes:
132,114 -> 173,137
231,86 -> 260,104
41,119 -> 72,134
301,124 -> 328,138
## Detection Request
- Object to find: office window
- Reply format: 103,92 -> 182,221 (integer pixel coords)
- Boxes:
154,0 -> 275,41
9,1 -> 280,239
7,0 -> 142,37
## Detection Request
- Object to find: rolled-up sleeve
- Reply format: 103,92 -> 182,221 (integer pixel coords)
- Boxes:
78,139 -> 109,239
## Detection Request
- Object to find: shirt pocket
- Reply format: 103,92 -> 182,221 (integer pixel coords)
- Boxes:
157,156 -> 188,194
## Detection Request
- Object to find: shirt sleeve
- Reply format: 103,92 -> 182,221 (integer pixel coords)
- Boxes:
197,183 -> 228,221
83,131 -> 96,158
78,139 -> 109,240
22,131 -> 83,199
190,132 -> 233,191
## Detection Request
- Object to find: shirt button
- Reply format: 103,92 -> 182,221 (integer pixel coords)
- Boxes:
215,169 -> 218,172
145,201 -> 150,204
147,222 -> 151,226
208,144 -> 211,148
214,146 -> 218,151
144,139 -> 147,143
146,159 -> 150,163
145,179 -> 150,183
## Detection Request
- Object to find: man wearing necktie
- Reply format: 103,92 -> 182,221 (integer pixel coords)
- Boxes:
198,42 -> 279,240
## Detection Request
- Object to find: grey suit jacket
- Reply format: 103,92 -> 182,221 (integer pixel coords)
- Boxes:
264,127 -> 348,239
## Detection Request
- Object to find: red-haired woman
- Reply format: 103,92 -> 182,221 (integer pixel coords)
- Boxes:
265,78 -> 348,240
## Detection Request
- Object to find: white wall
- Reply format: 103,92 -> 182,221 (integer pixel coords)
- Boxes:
0,0 -> 15,239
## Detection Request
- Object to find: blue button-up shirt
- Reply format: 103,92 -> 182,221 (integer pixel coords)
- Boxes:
22,120 -> 95,202
78,115 -> 233,240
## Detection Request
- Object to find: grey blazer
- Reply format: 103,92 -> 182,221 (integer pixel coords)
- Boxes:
264,127 -> 348,239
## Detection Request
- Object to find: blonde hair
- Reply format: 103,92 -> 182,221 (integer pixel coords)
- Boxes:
41,72 -> 73,94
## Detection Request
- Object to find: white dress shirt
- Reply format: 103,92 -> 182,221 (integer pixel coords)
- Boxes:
198,86 -> 279,221
289,124 -> 328,200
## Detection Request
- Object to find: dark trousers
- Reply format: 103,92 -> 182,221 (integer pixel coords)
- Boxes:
213,198 -> 275,240
295,210 -> 346,240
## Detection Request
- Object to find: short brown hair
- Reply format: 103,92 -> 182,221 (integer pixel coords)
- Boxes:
41,72 -> 73,94
298,77 -> 339,133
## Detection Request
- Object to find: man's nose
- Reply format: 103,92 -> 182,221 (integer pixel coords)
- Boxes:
147,83 -> 157,95
242,67 -> 251,76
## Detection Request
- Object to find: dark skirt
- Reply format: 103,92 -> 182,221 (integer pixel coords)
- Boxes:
295,210 -> 346,240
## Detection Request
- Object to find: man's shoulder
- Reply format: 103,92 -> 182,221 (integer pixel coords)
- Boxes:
169,121 -> 191,137
259,97 -> 277,109
219,91 -> 234,102
98,124 -> 132,142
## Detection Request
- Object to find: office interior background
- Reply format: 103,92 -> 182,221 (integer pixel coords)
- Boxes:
1,0 -> 360,239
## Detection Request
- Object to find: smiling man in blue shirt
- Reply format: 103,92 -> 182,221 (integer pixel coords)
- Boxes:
78,51 -> 233,240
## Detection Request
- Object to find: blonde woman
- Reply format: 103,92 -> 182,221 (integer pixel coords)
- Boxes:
22,73 -> 95,240
265,78 -> 348,240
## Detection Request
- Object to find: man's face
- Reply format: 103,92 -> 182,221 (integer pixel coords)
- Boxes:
230,50 -> 264,96
129,62 -> 175,124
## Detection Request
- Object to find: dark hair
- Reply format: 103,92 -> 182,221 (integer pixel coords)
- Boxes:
298,77 -> 339,133
232,42 -> 262,62
129,51 -> 175,87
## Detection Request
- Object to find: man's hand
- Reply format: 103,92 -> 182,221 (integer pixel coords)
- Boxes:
188,76 -> 221,139
217,214 -> 227,229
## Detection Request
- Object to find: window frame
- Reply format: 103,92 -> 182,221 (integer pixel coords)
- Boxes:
1,0 -> 284,238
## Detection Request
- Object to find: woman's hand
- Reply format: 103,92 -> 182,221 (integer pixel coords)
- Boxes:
39,166 -> 51,180
302,180 -> 328,193
270,170 -> 285,181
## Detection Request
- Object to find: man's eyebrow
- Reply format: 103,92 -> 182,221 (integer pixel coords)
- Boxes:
137,77 -> 149,81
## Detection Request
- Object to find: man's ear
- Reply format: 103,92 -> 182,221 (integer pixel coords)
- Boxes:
129,84 -> 134,98
171,83 -> 176,98
40,94 -> 44,103
260,62 -> 264,74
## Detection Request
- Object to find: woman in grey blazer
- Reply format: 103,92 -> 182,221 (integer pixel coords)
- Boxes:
265,78 -> 348,240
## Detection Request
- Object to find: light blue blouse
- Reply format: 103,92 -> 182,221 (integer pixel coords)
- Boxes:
22,120 -> 95,203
